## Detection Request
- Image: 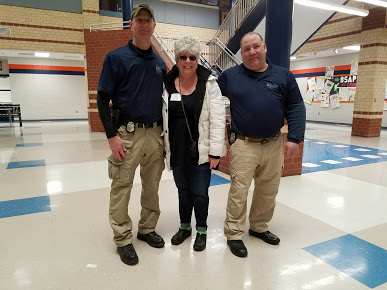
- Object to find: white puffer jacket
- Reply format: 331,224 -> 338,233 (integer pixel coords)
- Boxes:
162,69 -> 227,170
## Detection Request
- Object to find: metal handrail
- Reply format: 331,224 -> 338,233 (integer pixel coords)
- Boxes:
90,21 -> 130,31
207,38 -> 241,72
152,30 -> 175,64
214,0 -> 258,46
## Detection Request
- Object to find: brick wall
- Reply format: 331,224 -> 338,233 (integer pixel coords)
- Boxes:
84,29 -> 133,132
0,5 -> 85,53
352,117 -> 383,137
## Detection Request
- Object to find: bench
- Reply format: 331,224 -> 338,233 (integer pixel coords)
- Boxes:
0,103 -> 22,126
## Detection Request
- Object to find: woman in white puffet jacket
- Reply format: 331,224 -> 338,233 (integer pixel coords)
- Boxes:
161,35 -> 226,252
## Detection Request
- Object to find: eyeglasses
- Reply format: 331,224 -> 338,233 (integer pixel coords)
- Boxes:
179,55 -> 197,61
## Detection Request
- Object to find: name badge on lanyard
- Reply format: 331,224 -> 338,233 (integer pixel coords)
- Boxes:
170,93 -> 181,101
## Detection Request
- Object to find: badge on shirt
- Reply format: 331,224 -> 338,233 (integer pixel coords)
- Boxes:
170,93 -> 181,101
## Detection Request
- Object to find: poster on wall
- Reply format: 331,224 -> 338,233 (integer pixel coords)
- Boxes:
350,60 -> 358,76
338,87 -> 349,101
304,90 -> 314,104
330,94 -> 340,108
323,80 -> 334,94
349,88 -> 356,101
325,66 -> 335,79
316,76 -> 325,90
330,75 -> 357,96
321,94 -> 330,107
307,77 -> 317,91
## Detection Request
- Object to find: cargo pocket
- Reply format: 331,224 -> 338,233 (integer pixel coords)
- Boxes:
108,156 -> 122,180
107,140 -> 133,180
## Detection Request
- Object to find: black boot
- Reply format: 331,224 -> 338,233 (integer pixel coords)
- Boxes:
227,240 -> 248,258
171,228 -> 192,245
193,233 -> 206,251
117,243 -> 139,265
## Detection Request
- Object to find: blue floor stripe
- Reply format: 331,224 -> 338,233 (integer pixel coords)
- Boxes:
16,143 -> 43,147
303,139 -> 387,173
0,196 -> 51,219
304,235 -> 387,288
210,173 -> 230,186
7,159 -> 46,169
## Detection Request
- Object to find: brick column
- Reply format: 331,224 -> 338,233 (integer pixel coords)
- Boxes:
352,7 -> 387,137
84,29 -> 133,132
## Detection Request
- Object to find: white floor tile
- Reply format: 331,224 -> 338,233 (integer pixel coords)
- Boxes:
321,160 -> 343,164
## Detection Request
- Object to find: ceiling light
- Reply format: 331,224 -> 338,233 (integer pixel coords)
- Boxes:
343,45 -> 361,51
35,52 -> 50,58
294,0 -> 369,17
352,0 -> 387,8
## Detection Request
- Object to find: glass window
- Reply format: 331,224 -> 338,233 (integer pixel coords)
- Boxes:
99,0 -> 121,12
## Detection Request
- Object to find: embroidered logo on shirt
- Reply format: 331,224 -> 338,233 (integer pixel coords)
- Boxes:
155,66 -> 163,74
266,82 -> 279,90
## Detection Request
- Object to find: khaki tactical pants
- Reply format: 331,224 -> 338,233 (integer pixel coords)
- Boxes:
108,125 -> 165,247
224,134 -> 285,240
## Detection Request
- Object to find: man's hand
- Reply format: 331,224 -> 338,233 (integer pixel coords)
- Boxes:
108,136 -> 127,162
283,141 -> 299,159
209,157 -> 220,169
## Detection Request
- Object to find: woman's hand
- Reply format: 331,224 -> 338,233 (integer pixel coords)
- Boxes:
209,157 -> 220,169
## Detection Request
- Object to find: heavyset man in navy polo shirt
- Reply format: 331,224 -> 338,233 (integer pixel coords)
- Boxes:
97,4 -> 166,266
218,32 -> 306,258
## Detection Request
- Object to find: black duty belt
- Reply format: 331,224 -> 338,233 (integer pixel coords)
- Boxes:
236,132 -> 280,145
122,120 -> 162,129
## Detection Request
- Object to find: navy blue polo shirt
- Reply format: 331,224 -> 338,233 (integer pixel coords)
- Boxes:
98,40 -> 166,123
218,61 -> 305,143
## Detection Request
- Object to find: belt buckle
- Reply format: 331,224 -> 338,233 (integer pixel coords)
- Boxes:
126,121 -> 135,132
260,138 -> 269,145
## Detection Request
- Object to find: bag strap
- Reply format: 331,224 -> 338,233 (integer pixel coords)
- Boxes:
178,77 -> 195,144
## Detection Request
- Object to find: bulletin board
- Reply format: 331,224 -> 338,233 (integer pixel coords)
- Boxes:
304,62 -> 357,108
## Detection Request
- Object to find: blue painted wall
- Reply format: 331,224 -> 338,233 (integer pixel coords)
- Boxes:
0,0 -> 82,13
100,0 -> 219,29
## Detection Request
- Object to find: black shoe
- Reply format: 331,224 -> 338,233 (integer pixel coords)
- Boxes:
117,243 -> 139,265
171,228 -> 192,245
249,230 -> 280,245
227,240 -> 248,258
193,233 -> 206,251
137,231 -> 165,248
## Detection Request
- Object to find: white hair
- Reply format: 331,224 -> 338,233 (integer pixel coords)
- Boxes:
174,35 -> 201,61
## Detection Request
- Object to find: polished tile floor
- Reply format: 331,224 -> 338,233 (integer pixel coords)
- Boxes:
0,120 -> 386,289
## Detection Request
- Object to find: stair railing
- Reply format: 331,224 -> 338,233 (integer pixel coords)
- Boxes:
214,0 -> 258,46
207,38 -> 241,73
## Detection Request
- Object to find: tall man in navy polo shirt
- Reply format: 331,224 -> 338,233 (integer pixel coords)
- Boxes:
218,32 -> 306,258
97,4 -> 166,266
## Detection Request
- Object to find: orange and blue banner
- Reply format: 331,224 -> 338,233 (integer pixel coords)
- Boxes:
8,64 -> 85,76
291,65 -> 351,78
